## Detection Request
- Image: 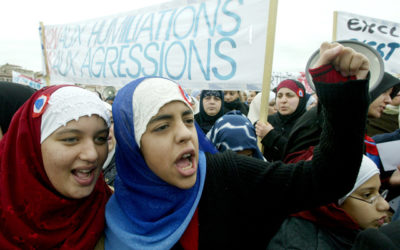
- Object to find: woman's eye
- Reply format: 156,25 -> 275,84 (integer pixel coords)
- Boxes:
61,137 -> 78,144
95,136 -> 108,144
361,192 -> 373,199
154,124 -> 169,132
185,118 -> 194,124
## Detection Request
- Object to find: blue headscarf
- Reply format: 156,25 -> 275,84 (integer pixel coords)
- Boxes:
105,77 -> 217,249
207,110 -> 264,160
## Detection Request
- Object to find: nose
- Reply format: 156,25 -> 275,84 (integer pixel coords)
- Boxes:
376,196 -> 390,211
175,120 -> 192,144
79,139 -> 99,163
384,94 -> 392,105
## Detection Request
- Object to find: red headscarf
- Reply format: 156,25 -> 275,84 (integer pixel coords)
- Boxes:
0,85 -> 112,249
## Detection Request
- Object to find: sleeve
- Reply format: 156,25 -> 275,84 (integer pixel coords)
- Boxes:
261,129 -> 287,161
222,70 -> 370,215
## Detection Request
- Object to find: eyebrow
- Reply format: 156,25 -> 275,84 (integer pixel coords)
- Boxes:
55,127 -> 109,136
356,186 -> 379,193
148,108 -> 193,124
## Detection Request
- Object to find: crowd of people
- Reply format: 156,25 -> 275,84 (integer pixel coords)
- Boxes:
1,41 -> 400,249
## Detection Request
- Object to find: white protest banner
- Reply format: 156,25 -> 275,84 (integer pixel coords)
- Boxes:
12,71 -> 46,90
41,0 -> 271,90
334,11 -> 400,75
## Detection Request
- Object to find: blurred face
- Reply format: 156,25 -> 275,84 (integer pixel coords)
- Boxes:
391,91 -> 400,106
107,114 -> 116,152
224,91 -> 240,103
140,101 -> 199,189
41,115 -> 109,199
368,88 -> 392,118
203,95 -> 222,116
236,149 -> 254,157
340,175 -> 390,229
276,88 -> 300,115
268,100 -> 277,115
247,91 -> 257,104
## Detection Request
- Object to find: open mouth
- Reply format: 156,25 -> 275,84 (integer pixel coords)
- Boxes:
72,168 -> 95,178
71,167 -> 97,185
176,152 -> 196,176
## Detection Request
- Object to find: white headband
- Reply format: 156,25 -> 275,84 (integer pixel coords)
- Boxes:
40,86 -> 110,143
132,78 -> 192,146
338,155 -> 380,205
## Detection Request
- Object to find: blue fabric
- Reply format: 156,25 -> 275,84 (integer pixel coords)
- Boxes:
207,110 -> 264,160
105,77 -> 215,249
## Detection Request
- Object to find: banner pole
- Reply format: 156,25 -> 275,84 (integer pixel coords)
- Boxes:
257,0 -> 278,151
332,11 -> 338,41
39,22 -> 51,86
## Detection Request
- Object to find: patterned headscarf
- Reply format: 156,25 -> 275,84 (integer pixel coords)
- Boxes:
208,110 -> 264,160
0,85 -> 112,249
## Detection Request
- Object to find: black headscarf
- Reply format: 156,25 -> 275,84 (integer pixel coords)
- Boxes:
370,72 -> 400,101
194,90 -> 224,134
0,82 -> 36,133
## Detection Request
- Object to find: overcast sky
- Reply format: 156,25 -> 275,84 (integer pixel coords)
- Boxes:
1,0 -> 399,73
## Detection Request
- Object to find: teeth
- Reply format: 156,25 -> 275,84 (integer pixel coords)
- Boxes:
182,161 -> 193,170
77,169 -> 91,174
182,153 -> 191,159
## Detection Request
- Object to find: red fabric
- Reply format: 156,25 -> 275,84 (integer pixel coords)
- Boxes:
294,203 -> 360,231
284,146 -> 315,163
277,79 -> 304,98
309,64 -> 357,84
364,135 -> 379,155
0,85 -> 112,249
179,208 -> 199,250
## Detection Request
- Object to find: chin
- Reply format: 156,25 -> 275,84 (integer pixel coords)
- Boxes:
176,176 -> 197,190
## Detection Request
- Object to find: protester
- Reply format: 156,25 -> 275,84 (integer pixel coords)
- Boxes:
267,155 -> 390,249
247,90 -> 259,105
0,81 -> 36,139
367,84 -> 400,136
284,71 -> 400,165
102,101 -> 117,187
0,85 -> 112,248
223,90 -> 249,115
207,110 -> 264,160
194,90 -> 225,134
104,41 -> 371,249
255,79 -> 308,161
247,91 -> 276,124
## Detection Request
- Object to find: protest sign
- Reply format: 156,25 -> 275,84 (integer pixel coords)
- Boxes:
334,11 -> 400,75
41,0 -> 274,90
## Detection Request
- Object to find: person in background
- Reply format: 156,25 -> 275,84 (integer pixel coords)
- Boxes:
306,92 -> 318,110
247,90 -> 259,105
240,91 -> 248,103
255,79 -> 308,161
194,90 -> 225,134
247,91 -> 276,125
104,41 -> 372,249
284,72 -> 400,165
105,95 -> 115,105
0,81 -> 36,139
223,90 -> 249,115
207,110 -> 264,160
102,101 -> 117,187
0,85 -> 112,248
367,80 -> 400,137
268,155 -> 391,249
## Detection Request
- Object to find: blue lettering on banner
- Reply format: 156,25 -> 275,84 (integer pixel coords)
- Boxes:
49,0 -> 245,82
349,38 -> 400,61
